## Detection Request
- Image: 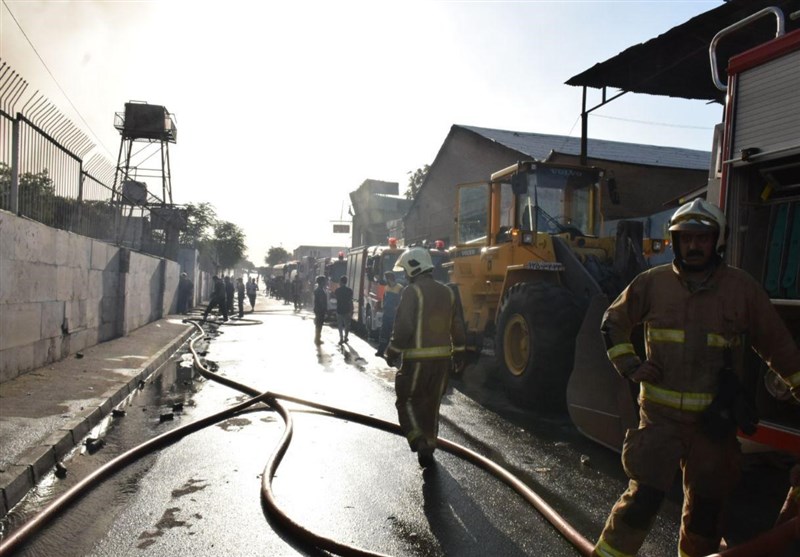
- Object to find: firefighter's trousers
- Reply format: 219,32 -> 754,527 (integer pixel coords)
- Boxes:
394,358 -> 450,453
594,403 -> 741,557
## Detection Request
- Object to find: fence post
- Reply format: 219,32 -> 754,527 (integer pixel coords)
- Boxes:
10,116 -> 19,214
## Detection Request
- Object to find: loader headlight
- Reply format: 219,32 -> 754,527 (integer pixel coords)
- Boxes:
652,239 -> 663,253
522,232 -> 533,245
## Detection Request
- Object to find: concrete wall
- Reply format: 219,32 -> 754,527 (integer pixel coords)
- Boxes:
0,210 -> 182,383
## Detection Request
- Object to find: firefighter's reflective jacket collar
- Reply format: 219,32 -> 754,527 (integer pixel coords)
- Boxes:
671,259 -> 723,293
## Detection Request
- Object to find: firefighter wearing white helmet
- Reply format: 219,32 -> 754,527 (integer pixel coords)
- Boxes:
668,198 -> 727,272
393,246 -> 434,277
384,246 -> 466,468
594,199 -> 800,557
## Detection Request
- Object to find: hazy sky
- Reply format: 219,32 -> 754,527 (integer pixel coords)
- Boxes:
1,0 -> 723,263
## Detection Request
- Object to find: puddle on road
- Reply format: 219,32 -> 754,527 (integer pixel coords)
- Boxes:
137,507 -> 192,549
171,478 -> 209,499
216,417 -> 252,432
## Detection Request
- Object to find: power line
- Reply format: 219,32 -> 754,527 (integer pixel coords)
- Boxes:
592,113 -> 712,131
1,0 -> 116,159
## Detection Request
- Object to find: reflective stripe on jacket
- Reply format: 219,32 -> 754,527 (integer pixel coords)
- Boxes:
602,262 -> 800,409
387,274 -> 466,360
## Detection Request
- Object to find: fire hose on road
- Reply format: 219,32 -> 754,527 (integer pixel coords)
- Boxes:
0,319 -> 796,557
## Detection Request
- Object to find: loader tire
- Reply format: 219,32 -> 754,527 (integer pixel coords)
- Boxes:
495,282 -> 584,411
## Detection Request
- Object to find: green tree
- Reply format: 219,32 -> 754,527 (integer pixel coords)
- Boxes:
212,221 -> 247,270
179,202 -> 217,248
0,162 -> 56,222
404,164 -> 429,200
266,246 -> 290,266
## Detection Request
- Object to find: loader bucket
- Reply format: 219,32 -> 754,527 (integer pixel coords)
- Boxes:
566,293 -> 639,452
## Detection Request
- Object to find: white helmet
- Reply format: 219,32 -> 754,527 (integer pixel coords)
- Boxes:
393,247 -> 433,278
668,198 -> 727,254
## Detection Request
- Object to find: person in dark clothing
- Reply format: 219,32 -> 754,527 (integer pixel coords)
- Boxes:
177,272 -> 193,314
292,274 -> 303,312
246,278 -> 258,311
202,276 -> 228,322
334,275 -> 353,344
235,277 -> 245,318
376,271 -> 402,356
313,275 -> 328,345
224,276 -> 235,313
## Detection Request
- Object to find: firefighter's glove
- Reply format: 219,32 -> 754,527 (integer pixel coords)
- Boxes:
385,350 -> 401,368
627,361 -> 662,384
700,367 -> 755,440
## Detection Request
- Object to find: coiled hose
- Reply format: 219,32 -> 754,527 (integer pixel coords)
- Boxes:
0,319 -> 795,557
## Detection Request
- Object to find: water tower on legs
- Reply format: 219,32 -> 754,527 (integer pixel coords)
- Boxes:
112,101 -> 183,258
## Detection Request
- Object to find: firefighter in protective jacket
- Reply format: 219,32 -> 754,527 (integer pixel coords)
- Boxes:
385,247 -> 466,468
593,199 -> 800,557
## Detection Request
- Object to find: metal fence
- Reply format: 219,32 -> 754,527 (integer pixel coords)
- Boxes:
0,61 -> 164,254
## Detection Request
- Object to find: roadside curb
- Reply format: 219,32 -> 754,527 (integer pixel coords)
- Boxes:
0,325 -> 196,518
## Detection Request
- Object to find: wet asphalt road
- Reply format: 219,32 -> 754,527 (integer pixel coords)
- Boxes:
1,297 -> 791,556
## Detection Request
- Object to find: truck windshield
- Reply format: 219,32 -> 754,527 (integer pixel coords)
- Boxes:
518,165 -> 596,235
381,253 -> 407,285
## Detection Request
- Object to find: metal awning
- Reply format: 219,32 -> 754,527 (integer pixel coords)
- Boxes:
566,0 -> 800,102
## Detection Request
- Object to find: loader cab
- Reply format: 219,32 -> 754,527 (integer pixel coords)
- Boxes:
506,162 -> 601,240
454,161 -> 603,248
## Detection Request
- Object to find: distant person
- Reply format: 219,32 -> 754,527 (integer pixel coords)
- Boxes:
235,277 -> 245,318
313,275 -> 328,346
224,276 -> 235,314
376,271 -> 402,356
334,275 -> 353,345
202,275 -> 228,322
385,247 -> 466,468
177,272 -> 193,314
292,273 -> 303,311
246,278 -> 258,312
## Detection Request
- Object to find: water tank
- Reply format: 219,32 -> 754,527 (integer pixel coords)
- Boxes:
116,102 -> 177,142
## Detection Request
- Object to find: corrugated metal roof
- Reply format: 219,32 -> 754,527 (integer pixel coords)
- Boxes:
460,125 -> 711,171
566,0 -> 800,102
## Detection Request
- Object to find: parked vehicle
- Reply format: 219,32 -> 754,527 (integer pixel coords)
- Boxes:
448,161 -> 642,413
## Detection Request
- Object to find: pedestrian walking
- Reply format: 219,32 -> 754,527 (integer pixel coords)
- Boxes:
235,277 -> 245,318
384,247 -> 466,468
177,272 -> 193,314
313,275 -> 328,346
376,271 -> 402,356
292,273 -> 303,312
246,278 -> 258,311
224,276 -> 235,314
593,199 -> 800,557
334,276 -> 353,344
202,275 -> 228,322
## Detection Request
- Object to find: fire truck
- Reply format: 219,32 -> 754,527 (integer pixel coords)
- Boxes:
707,8 -> 800,455
345,239 -> 406,338
346,239 -> 450,338
568,7 -> 800,456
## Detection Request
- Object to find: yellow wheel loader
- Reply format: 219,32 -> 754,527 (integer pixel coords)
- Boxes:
448,161 -> 647,427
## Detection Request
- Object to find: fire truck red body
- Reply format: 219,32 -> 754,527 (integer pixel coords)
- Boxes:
710,21 -> 800,456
